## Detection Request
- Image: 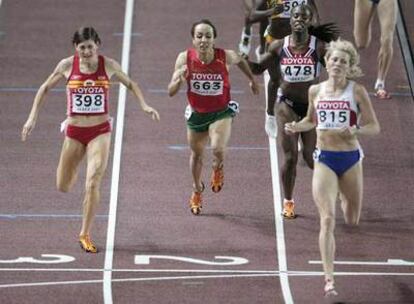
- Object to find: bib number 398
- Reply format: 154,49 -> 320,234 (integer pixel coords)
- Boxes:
72,93 -> 105,113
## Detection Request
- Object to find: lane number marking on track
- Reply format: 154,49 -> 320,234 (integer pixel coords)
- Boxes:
0,254 -> 75,264
135,255 -> 249,266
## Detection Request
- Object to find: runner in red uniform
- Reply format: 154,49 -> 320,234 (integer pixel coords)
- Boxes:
21,27 -> 160,253
168,19 -> 259,215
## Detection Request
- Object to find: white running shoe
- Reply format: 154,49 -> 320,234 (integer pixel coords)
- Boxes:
238,30 -> 251,57
265,113 -> 277,138
324,279 -> 338,297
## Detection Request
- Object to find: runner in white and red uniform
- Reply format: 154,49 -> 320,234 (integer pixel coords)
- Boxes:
22,27 -> 160,253
249,4 -> 338,219
168,19 -> 259,215
285,38 -> 380,297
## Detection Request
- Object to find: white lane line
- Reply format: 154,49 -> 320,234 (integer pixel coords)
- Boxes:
0,214 -> 108,219
309,259 -> 414,266
264,68 -> 294,304
0,268 -> 279,273
103,0 -> 135,303
168,145 -> 268,151
2,271 -> 414,289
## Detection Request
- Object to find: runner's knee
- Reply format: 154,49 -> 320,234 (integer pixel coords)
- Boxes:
85,176 -> 102,194
211,145 -> 225,161
320,214 -> 336,232
283,150 -> 299,169
302,148 -> 314,169
344,210 -> 360,226
56,171 -> 75,193
57,180 -> 71,193
355,38 -> 369,50
190,149 -> 204,161
379,35 -> 393,53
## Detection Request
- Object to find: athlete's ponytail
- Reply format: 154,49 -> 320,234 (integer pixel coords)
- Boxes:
308,23 -> 340,43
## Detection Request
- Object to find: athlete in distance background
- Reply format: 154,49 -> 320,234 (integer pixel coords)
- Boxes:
238,0 -> 283,58
21,27 -> 160,253
353,0 -> 397,99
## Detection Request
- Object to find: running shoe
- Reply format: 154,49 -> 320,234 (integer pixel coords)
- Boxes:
374,88 -> 391,99
79,235 -> 98,253
238,31 -> 251,58
265,113 -> 277,138
374,81 -> 391,99
189,191 -> 202,215
324,279 -> 338,297
211,166 -> 224,193
282,200 -> 296,219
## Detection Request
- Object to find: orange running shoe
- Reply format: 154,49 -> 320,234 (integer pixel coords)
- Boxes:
79,235 -> 98,253
189,191 -> 202,215
282,200 -> 296,219
374,88 -> 391,99
210,166 -> 224,193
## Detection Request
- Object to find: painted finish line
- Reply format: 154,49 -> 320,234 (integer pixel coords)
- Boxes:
168,145 -> 268,151
309,259 -> 414,266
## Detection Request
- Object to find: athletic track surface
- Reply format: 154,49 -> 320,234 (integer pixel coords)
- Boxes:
0,1 -> 413,303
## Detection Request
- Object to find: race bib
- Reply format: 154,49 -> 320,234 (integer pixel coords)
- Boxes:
281,63 -> 316,83
71,86 -> 105,113
190,80 -> 223,96
317,101 -> 351,129
280,0 -> 307,18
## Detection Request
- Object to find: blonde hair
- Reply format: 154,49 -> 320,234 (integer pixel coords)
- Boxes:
325,38 -> 363,79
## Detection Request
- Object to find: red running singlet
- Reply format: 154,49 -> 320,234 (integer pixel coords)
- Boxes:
66,55 -> 110,116
186,48 -> 231,113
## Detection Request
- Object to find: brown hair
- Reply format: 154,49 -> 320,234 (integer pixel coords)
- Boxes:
72,27 -> 101,45
191,19 -> 217,38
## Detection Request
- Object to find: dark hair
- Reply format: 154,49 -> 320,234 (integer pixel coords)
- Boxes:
72,27 -> 101,45
309,23 -> 340,43
291,4 -> 340,43
291,3 -> 314,19
191,19 -> 217,38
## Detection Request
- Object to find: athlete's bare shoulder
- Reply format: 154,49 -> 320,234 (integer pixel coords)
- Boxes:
102,56 -> 123,78
309,82 -> 322,98
174,51 -> 187,69
268,39 -> 284,54
56,56 -> 74,73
